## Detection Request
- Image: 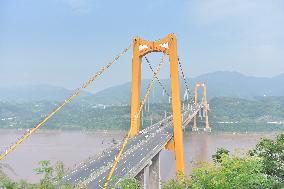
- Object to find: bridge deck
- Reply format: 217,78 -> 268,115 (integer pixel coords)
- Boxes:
63,104 -> 201,188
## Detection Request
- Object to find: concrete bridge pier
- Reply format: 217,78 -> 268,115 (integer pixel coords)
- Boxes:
135,153 -> 161,189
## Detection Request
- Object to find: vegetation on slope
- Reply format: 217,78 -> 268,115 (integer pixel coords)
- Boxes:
0,161 -> 75,189
208,96 -> 284,132
210,96 -> 284,123
0,101 -> 172,130
0,96 -> 284,132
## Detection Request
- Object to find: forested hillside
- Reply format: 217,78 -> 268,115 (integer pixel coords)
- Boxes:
208,97 -> 284,132
1,97 -> 284,132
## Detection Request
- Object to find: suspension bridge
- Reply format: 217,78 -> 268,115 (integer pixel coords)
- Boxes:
0,34 -> 211,189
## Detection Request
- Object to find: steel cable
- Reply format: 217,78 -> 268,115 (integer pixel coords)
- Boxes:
0,44 -> 132,161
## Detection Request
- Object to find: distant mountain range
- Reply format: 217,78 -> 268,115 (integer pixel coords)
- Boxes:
0,71 -> 284,104
0,85 -> 91,102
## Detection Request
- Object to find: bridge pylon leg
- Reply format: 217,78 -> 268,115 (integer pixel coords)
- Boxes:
168,35 -> 185,174
203,83 -> 211,132
130,38 -> 141,137
192,84 -> 199,131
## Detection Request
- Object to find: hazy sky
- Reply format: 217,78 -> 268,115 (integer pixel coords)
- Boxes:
1,0 -> 284,91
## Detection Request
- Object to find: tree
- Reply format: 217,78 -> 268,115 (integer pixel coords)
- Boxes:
0,160 -> 75,189
114,178 -> 141,189
162,175 -> 191,189
249,134 -> 284,182
212,148 -> 229,163
190,154 -> 278,189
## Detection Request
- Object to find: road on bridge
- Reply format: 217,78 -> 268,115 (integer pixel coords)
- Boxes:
63,104 -> 202,188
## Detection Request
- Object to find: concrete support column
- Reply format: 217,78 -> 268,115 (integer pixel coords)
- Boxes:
149,153 -> 161,189
144,164 -> 150,189
135,162 -> 151,189
135,170 -> 144,187
135,153 -> 161,189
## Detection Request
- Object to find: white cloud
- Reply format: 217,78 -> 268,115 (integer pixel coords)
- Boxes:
60,0 -> 90,15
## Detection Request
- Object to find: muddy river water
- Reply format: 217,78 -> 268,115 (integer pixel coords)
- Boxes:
0,130 -> 280,183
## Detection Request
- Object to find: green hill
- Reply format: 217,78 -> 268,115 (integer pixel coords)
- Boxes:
207,96 -> 284,132
0,96 -> 284,132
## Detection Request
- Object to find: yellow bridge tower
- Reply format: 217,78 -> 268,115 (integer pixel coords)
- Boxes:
129,34 -> 185,174
192,82 -> 211,132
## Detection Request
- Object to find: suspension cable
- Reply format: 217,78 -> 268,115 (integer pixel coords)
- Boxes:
144,56 -> 171,98
178,57 -> 196,104
0,44 -> 132,161
103,54 -> 166,189
137,55 -> 165,116
178,57 -> 190,93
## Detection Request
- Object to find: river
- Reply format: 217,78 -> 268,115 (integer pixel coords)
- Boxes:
0,130 -> 280,183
